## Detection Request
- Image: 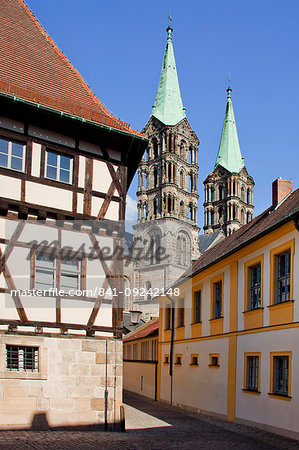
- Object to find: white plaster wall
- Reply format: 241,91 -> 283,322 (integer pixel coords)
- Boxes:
0,175 -> 21,201
160,338 -> 229,415
78,155 -> 85,188
91,197 -> 103,217
123,361 -> 156,399
77,193 -> 84,214
26,182 -> 73,211
236,328 -> 299,434
92,160 -> 111,193
105,201 -> 119,221
31,142 -> 41,177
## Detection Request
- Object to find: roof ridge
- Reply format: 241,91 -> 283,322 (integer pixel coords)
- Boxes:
18,0 -> 138,134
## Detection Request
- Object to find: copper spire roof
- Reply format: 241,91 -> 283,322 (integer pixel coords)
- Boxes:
0,0 -> 144,137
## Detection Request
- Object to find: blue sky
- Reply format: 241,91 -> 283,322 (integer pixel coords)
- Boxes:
26,0 -> 299,229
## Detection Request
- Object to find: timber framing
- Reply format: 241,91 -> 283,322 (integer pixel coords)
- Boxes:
0,93 -> 147,339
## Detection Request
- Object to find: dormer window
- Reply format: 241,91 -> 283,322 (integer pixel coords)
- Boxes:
45,150 -> 73,184
0,137 -> 26,172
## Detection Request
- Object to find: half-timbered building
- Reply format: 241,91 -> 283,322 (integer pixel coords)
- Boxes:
0,0 -> 147,430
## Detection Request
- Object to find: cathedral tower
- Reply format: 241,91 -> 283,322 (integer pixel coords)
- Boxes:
129,23 -> 200,318
203,85 -> 254,236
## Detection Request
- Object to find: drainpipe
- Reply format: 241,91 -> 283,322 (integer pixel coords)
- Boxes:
166,295 -> 175,405
104,340 -> 108,431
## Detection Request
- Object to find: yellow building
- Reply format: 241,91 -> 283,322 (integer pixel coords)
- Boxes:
158,179 -> 299,440
123,319 -> 159,400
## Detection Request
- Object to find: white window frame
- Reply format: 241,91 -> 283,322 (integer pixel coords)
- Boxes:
34,253 -> 81,294
0,138 -> 26,172
45,150 -> 73,184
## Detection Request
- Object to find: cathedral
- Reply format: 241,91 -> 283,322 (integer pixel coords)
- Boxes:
124,22 -> 254,319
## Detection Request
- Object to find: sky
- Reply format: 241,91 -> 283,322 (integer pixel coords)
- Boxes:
26,0 -> 299,229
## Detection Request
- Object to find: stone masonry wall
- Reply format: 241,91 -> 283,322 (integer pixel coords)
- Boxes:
0,333 -> 122,430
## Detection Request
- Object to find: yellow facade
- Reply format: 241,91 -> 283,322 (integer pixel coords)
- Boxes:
157,219 -> 299,439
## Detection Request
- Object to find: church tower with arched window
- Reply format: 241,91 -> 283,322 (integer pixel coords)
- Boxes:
203,85 -> 254,236
128,22 -> 200,318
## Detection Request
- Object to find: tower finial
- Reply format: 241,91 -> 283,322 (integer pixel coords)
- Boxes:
167,10 -> 173,39
227,73 -> 232,98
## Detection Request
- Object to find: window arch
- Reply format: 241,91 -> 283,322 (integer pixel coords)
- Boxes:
180,169 -> 184,189
147,228 -> 162,265
241,186 -> 246,202
247,188 -> 251,204
177,232 -> 191,267
153,167 -> 158,187
218,185 -> 223,200
241,208 -> 245,224
153,139 -> 158,158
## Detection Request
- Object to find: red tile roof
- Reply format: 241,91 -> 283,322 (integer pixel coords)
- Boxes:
177,189 -> 299,284
124,319 -> 159,342
0,0 -> 144,137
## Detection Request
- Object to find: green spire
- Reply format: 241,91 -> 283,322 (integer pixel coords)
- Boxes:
151,23 -> 186,126
215,85 -> 245,173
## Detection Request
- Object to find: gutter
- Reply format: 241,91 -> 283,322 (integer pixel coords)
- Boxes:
0,92 -> 148,142
166,294 -> 175,405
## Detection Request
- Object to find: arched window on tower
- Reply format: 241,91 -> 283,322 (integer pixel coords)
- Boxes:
241,208 -> 245,224
189,173 -> 193,192
167,194 -> 172,213
153,139 -> 158,158
180,141 -> 186,159
219,206 -> 223,220
189,146 -> 193,163
233,204 -> 237,220
154,167 -> 158,187
188,204 -> 193,220
232,180 -> 236,196
246,211 -> 251,223
241,186 -> 245,202
218,185 -> 223,201
168,163 -> 171,182
177,232 -> 190,267
153,198 -> 158,217
211,210 -> 214,225
211,187 -> 215,202
247,188 -> 251,204
180,170 -> 184,189
180,201 -> 184,217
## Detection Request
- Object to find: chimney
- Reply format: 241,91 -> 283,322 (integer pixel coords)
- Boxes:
272,178 -> 293,207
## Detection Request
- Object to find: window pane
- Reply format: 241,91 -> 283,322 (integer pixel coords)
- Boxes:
0,139 -> 9,154
60,155 -> 71,170
61,258 -> 79,270
61,273 -> 79,293
35,268 -> 55,290
47,152 -> 58,166
59,169 -> 70,183
11,156 -> 23,171
11,142 -> 24,158
46,165 -> 57,180
36,254 -> 55,267
0,152 -> 8,168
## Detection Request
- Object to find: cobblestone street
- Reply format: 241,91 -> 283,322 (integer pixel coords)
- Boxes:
0,391 -> 298,449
